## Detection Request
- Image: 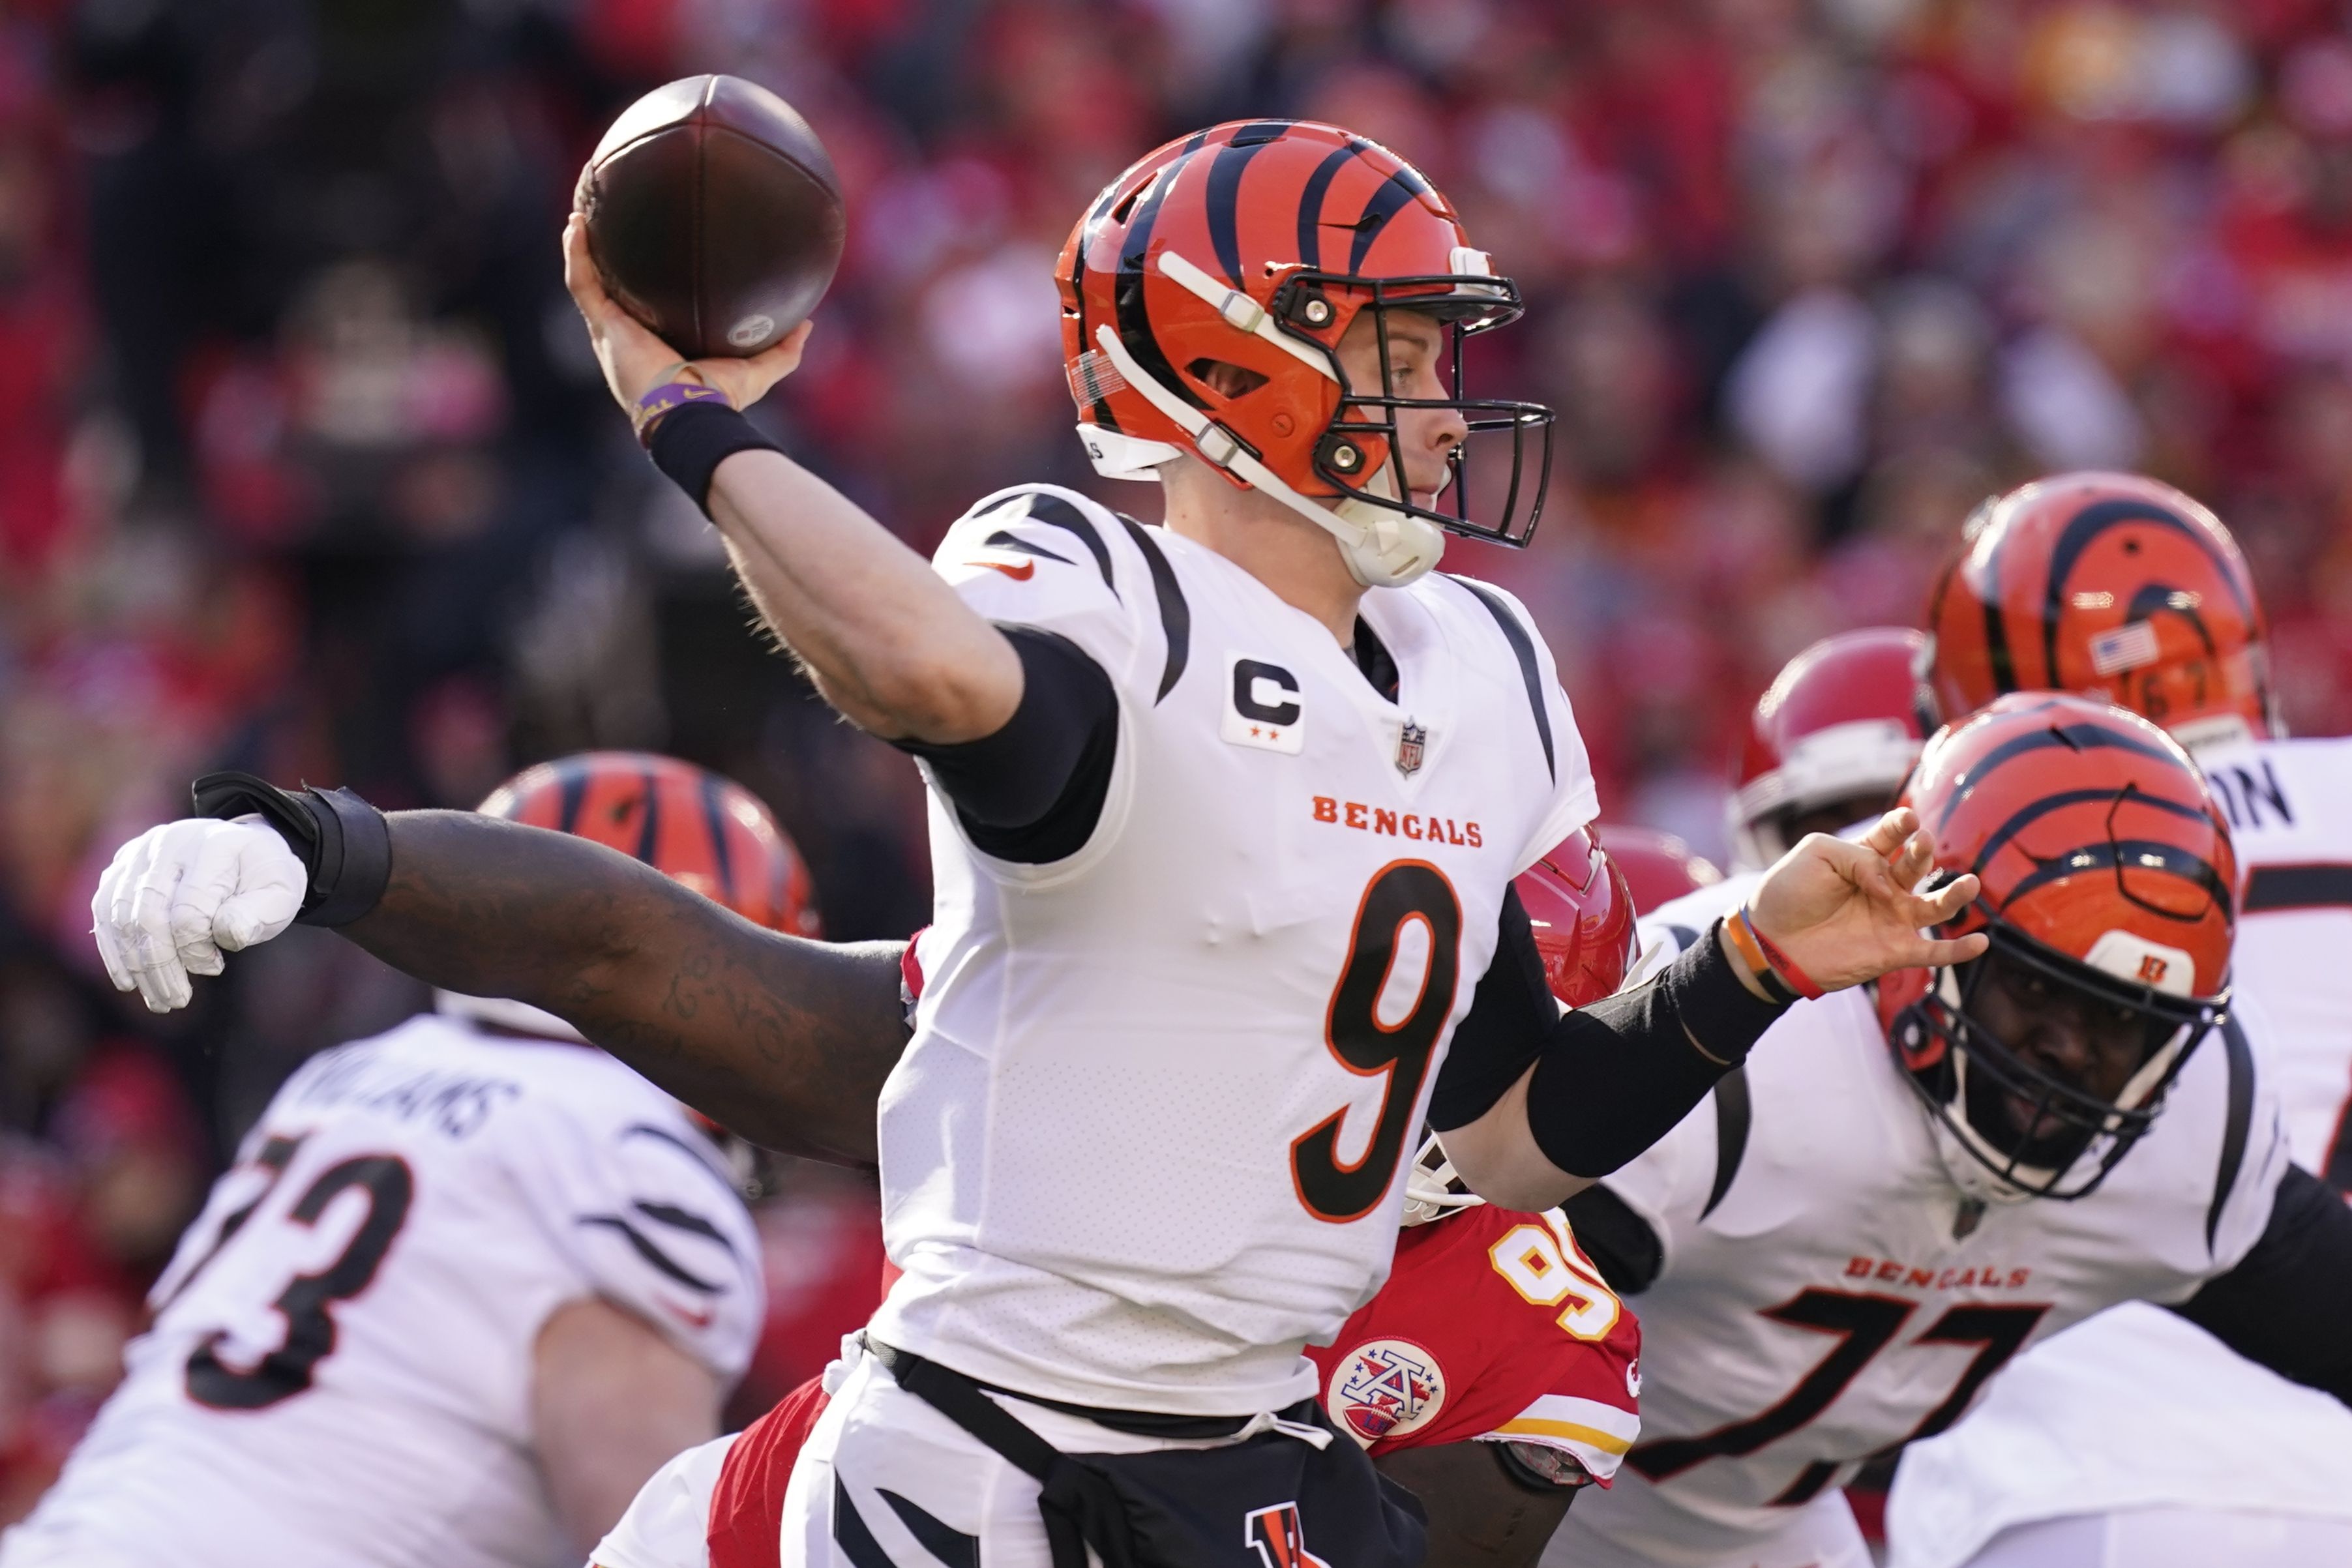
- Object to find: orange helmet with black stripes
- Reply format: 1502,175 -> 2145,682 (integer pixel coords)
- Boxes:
481,751 -> 819,937
1056,119 -> 1553,587
1926,473 -> 2278,753
1874,694 -> 2235,1200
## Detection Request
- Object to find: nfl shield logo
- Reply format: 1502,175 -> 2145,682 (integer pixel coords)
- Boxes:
1395,720 -> 1427,777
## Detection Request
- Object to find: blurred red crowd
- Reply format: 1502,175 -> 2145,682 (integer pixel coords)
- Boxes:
3,0 -> 2352,1523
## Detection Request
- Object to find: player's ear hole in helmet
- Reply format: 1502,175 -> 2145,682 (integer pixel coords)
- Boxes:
1057,119 -> 1556,588
1873,695 -> 2236,1202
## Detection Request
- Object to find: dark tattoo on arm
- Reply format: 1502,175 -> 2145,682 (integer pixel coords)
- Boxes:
340,812 -> 908,1164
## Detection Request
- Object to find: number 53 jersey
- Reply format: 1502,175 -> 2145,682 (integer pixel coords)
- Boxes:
0,1014 -> 763,1568
873,486 -> 1597,1417
1551,881 -> 2289,1565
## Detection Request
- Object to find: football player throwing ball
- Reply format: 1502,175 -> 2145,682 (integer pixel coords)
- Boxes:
93,119 -> 1977,1568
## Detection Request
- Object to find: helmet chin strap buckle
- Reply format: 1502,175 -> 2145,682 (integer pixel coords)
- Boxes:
1194,422 -> 1245,469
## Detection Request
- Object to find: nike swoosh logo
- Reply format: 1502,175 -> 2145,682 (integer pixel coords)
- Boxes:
970,559 -> 1035,580
661,1298 -> 715,1329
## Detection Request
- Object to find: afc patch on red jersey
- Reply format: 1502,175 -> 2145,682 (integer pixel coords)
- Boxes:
1305,1201 -> 1641,1483
1327,1338 -> 1446,1443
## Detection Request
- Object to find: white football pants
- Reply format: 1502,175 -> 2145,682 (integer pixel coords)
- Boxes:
780,1345 -> 1273,1568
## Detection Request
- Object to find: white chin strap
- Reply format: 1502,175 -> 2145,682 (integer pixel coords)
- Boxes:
1401,1132 -> 1484,1226
1083,253 -> 1446,589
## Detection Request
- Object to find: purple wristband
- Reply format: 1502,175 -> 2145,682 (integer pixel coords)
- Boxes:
633,380 -> 731,443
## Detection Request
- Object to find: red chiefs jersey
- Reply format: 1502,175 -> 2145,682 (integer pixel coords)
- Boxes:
1306,1202 -> 1641,1483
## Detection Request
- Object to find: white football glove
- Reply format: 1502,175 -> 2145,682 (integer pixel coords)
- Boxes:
91,818 -> 307,1013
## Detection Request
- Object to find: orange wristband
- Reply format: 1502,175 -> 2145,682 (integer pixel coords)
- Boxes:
1736,904 -> 1824,1001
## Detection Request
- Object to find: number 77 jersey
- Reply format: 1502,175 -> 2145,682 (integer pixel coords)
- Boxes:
1547,887 -> 2288,1567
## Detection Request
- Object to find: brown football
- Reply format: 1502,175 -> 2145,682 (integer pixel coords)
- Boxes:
576,75 -> 846,360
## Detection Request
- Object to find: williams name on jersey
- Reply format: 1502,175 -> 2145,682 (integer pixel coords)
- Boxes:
0,1015 -> 763,1568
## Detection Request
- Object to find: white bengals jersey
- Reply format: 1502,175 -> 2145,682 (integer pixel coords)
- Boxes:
1542,875 -> 2290,1568
1888,734 -> 2352,1568
0,1014 -> 762,1568
872,484 -> 1597,1416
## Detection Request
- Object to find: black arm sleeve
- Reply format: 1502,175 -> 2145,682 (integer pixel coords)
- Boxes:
895,627 -> 1118,865
1427,887 -> 1556,1127
2171,1164 -> 2352,1406
1429,915 -> 1789,1181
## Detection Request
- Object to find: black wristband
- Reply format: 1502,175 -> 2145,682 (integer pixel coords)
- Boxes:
645,401 -> 784,516
190,771 -> 393,928
1521,919 -> 1790,1178
1660,917 -> 1795,1060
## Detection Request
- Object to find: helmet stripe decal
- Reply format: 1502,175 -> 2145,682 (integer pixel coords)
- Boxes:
1935,717 -> 2181,833
1344,136 -> 1436,274
2121,580 -> 2217,656
554,756 -> 591,834
1204,121 -> 1291,288
2001,837 -> 2231,920
698,771 -> 736,904
1348,170 -> 1425,274
633,764 -> 661,865
1114,132 -> 1212,412
2040,498 -> 2252,683
1294,143 -> 1358,272
1073,180 -> 1125,432
1980,550 -> 2019,692
1969,784 -> 2216,879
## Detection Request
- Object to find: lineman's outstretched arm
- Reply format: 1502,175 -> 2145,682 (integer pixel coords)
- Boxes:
1435,810 -> 1984,1211
560,214 -> 1018,743
93,804 -> 908,1165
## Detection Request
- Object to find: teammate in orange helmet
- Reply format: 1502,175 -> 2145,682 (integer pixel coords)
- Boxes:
1731,630 -> 1943,870
1888,482 -> 2352,1568
439,752 -> 820,1043
1541,695 -> 2352,1568
8,754 -> 808,1568
1924,472 -> 2277,753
